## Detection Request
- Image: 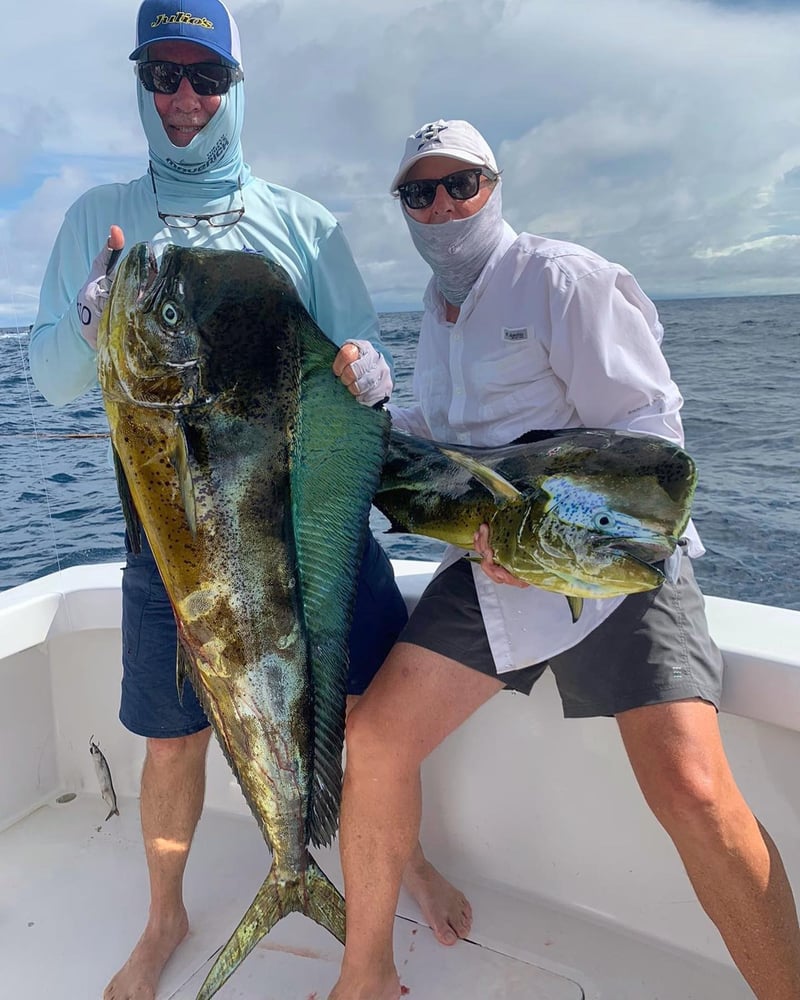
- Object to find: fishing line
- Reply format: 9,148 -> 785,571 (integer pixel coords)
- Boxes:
0,433 -> 110,439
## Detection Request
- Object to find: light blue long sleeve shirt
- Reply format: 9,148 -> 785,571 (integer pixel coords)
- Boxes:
30,172 -> 390,407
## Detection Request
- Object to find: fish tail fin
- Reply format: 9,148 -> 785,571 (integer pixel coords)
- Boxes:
104,806 -> 120,821
195,851 -> 345,999
303,853 -> 347,941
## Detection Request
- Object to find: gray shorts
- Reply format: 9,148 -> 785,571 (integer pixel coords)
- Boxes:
397,557 -> 723,718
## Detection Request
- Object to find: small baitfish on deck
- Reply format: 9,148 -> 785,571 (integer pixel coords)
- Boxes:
89,736 -> 119,822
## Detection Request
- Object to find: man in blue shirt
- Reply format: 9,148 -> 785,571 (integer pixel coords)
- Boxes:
30,6 -> 472,997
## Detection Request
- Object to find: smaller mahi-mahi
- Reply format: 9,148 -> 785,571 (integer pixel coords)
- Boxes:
375,427 -> 697,620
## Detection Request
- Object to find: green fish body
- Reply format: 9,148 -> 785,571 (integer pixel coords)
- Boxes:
97,243 -> 390,998
376,427 -> 697,616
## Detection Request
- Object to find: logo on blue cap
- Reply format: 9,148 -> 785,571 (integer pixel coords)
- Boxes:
150,12 -> 214,31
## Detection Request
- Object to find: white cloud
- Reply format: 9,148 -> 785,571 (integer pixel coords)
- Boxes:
3,0 -> 800,324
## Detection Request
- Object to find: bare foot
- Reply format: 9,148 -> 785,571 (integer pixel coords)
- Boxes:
103,909 -> 189,999
403,853 -> 473,946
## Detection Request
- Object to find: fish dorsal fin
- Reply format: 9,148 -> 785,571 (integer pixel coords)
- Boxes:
170,423 -> 198,536
438,447 -> 522,502
290,325 -> 391,848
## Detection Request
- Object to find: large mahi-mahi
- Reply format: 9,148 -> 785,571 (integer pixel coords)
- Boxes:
97,243 -> 389,998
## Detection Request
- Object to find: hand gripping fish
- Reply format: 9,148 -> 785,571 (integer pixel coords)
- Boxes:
97,244 -> 696,997
89,736 -> 119,821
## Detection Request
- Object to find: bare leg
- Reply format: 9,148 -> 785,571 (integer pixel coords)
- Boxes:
329,643 -> 501,1000
104,727 -> 212,1000
618,700 -> 800,1000
345,695 -> 473,946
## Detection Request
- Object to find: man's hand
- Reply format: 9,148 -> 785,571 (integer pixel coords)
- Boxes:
76,225 -> 125,349
333,340 -> 392,406
473,523 -> 530,588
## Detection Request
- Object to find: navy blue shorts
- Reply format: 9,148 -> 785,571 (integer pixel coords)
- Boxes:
119,531 -> 408,738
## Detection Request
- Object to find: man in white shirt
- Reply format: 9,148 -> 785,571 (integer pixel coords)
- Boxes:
326,119 -> 800,1000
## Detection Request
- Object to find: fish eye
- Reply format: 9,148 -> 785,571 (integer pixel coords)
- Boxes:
161,301 -> 180,326
593,510 -> 616,531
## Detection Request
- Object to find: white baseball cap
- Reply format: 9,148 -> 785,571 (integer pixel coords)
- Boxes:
390,119 -> 499,193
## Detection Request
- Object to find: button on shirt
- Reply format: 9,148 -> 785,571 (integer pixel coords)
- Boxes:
389,225 -> 702,672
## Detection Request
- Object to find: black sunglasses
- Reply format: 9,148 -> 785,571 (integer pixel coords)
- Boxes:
396,167 -> 499,210
137,60 -> 244,97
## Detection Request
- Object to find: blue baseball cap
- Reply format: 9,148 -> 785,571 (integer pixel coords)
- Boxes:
129,0 -> 243,67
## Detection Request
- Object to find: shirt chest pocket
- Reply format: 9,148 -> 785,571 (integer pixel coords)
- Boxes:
481,327 -> 552,391
476,327 -> 570,428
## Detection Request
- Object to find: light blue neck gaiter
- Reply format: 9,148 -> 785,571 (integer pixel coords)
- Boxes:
402,182 -> 505,306
137,78 -> 251,211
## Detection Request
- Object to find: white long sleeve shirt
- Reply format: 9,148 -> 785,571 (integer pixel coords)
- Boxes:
389,225 -> 702,672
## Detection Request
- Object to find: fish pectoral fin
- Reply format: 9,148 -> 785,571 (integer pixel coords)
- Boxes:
112,447 -> 143,552
566,595 -> 584,623
438,447 -> 523,502
176,644 -> 193,706
195,853 -> 345,1000
169,425 -> 198,535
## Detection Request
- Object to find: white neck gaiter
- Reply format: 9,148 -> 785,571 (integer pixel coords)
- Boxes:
402,182 -> 505,306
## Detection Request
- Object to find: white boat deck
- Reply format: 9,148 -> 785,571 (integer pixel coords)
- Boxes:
3,792 -> 751,1000
3,560 -> 800,999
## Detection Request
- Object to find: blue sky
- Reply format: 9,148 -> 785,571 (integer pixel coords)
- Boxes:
3,0 -> 800,324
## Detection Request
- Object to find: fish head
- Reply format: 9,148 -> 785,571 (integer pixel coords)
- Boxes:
499,436 -> 697,597
97,242 -> 204,409
98,243 -> 301,410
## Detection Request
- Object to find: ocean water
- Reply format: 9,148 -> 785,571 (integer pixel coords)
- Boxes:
1,296 -> 798,610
